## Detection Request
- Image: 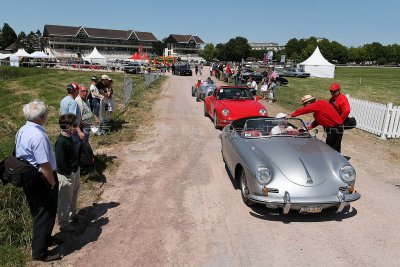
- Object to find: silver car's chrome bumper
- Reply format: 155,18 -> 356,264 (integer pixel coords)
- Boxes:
248,190 -> 361,214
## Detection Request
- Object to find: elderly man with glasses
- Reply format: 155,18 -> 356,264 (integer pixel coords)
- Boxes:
75,85 -> 93,142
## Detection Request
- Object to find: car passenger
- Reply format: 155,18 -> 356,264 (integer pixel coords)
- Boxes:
271,113 -> 294,135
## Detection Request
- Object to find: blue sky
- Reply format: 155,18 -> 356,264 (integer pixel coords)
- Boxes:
1,0 -> 399,47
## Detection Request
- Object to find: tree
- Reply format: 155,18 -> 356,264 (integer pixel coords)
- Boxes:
215,43 -> 227,61
224,36 -> 251,62
0,23 -> 17,49
152,41 -> 165,56
199,43 -> 215,62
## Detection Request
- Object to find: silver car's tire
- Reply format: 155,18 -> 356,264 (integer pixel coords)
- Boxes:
214,113 -> 219,129
240,170 -> 255,206
196,91 -> 200,102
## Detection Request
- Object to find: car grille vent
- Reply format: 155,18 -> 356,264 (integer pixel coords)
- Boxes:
268,188 -> 279,193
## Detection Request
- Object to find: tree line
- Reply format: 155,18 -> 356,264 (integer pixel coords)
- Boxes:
199,36 -> 400,65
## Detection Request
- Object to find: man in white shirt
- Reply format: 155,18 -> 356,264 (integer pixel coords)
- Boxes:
271,113 -> 294,135
89,76 -> 102,126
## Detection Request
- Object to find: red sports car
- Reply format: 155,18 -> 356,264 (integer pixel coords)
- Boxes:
204,86 -> 268,129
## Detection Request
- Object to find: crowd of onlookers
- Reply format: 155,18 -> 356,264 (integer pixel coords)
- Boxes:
13,74 -> 115,261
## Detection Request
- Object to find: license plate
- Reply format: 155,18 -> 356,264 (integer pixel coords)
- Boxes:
299,206 -> 322,214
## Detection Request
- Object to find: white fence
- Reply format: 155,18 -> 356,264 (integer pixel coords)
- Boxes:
347,94 -> 400,139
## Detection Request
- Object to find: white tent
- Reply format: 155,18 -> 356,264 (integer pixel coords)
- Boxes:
299,46 -> 335,78
30,51 -> 51,59
0,53 -> 12,59
83,47 -> 107,65
12,48 -> 31,58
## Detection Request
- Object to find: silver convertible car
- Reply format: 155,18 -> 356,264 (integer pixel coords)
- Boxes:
220,116 -> 361,214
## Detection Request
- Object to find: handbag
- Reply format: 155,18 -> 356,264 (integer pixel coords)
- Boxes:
343,117 -> 357,130
1,156 -> 38,187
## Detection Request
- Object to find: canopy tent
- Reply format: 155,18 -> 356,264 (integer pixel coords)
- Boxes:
30,51 -> 51,59
11,48 -> 31,58
83,47 -> 107,65
299,46 -> 335,78
0,53 -> 12,60
129,52 -> 140,60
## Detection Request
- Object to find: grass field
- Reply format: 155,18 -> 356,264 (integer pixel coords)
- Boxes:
275,66 -> 400,111
0,66 -> 165,265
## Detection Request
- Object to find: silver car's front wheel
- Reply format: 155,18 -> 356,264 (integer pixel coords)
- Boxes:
240,170 -> 255,206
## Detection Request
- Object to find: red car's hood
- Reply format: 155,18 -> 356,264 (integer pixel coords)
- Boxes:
218,100 -> 266,116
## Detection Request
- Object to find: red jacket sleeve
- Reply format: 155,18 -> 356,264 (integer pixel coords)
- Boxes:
339,95 -> 350,121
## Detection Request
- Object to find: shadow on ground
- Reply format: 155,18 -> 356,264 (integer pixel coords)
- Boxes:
53,201 -> 120,257
249,204 -> 357,223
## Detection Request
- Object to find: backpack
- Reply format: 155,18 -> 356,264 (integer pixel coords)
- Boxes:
79,141 -> 95,169
1,156 -> 38,187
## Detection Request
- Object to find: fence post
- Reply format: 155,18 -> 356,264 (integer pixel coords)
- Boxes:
380,102 -> 393,140
123,75 -> 133,106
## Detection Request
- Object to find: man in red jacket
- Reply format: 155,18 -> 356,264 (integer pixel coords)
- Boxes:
291,95 -> 344,153
328,83 -> 350,122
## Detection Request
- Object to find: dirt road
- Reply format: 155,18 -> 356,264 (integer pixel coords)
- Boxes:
62,72 -> 400,266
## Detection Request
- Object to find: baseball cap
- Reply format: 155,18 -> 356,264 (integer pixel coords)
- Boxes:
329,83 -> 341,91
101,74 -> 111,81
91,76 -> 98,81
67,82 -> 80,92
301,95 -> 315,104
275,112 -> 287,118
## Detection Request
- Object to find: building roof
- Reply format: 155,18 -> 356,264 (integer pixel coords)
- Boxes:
165,34 -> 205,44
43,24 -> 158,41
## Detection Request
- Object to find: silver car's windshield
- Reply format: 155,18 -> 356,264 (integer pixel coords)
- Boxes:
240,118 -> 310,138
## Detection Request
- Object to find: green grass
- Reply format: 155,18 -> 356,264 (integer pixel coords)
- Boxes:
275,67 -> 400,111
0,66 -> 165,265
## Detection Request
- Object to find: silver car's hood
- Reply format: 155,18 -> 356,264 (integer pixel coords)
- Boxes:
245,137 -> 342,187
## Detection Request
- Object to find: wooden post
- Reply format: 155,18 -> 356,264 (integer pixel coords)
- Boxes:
380,102 -> 393,140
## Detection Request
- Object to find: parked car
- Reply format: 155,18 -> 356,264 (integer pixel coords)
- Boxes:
282,68 -> 310,78
220,116 -> 361,214
174,62 -> 192,76
204,86 -> 268,129
123,63 -> 141,74
240,71 -> 288,86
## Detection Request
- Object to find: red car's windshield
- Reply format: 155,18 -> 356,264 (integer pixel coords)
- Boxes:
217,88 -> 253,100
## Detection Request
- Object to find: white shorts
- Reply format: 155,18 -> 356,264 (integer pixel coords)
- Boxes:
261,85 -> 268,92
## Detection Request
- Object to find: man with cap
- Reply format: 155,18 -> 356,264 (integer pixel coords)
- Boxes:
59,82 -> 85,152
291,95 -> 344,153
328,83 -> 350,122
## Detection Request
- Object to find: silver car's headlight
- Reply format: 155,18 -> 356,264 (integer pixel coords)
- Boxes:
222,109 -> 229,116
259,109 -> 267,116
339,165 -> 356,183
256,167 -> 272,185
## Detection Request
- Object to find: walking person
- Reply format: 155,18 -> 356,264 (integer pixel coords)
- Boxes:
195,64 -> 199,76
267,67 -> 277,103
260,77 -> 269,99
291,95 -> 344,153
15,100 -> 61,261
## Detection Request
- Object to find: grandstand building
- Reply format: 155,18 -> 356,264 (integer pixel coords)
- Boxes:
164,34 -> 204,61
42,24 -> 159,60
249,42 -> 285,51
